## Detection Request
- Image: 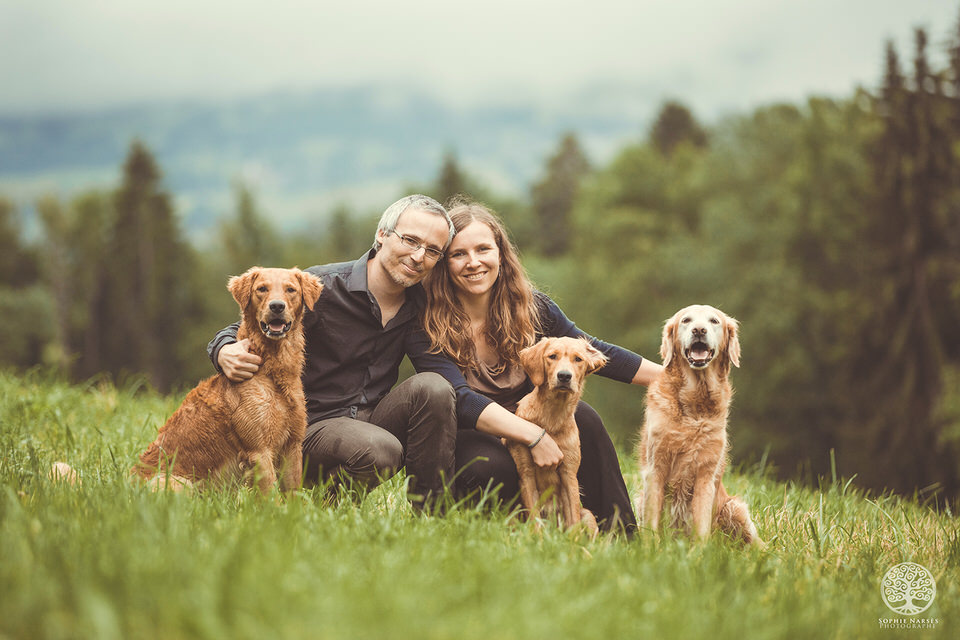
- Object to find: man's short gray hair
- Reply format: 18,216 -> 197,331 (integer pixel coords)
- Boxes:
373,194 -> 455,251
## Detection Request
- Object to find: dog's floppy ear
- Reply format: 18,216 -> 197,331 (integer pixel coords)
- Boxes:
296,269 -> 323,311
228,267 -> 260,310
660,311 -> 680,367
519,338 -> 549,387
724,313 -> 741,368
580,338 -> 608,374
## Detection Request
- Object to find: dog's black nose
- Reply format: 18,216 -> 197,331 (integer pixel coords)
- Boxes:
693,327 -> 706,338
557,370 -> 573,384
269,300 -> 286,314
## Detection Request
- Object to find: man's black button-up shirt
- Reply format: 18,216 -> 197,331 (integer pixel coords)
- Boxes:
207,250 -> 463,426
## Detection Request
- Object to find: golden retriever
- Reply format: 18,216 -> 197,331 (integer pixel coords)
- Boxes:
507,336 -> 608,536
637,305 -> 762,545
132,267 -> 322,494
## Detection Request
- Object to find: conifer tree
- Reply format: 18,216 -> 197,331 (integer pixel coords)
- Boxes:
531,133 -> 590,256
951,7 -> 960,99
435,150 -> 471,205
649,101 -> 708,156
0,199 -> 38,286
220,182 -> 281,272
0,198 -> 47,367
37,191 -> 114,376
323,205 -> 373,262
851,31 -> 960,495
35,196 -> 72,368
99,141 -> 197,390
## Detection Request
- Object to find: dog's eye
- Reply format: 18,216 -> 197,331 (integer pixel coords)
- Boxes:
574,356 -> 583,363
286,287 -> 296,293
681,317 -> 691,324
547,354 -> 559,360
256,286 -> 268,293
709,317 -> 720,325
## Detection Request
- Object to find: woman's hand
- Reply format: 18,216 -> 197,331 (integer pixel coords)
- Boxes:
476,404 -> 564,468
529,431 -> 563,468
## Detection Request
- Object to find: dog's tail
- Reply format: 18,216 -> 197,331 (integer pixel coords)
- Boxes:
714,483 -> 764,547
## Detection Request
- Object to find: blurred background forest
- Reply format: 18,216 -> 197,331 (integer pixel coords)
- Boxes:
2,15 -> 960,502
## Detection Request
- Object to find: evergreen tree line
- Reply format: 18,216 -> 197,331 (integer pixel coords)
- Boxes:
1,20 -> 958,499
541,23 -> 960,499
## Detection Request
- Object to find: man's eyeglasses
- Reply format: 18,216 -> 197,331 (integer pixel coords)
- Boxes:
386,230 -> 444,261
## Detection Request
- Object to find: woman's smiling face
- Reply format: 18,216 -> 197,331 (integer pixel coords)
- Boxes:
445,220 -> 501,298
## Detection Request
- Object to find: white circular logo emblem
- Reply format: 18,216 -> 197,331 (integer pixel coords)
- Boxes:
881,562 -> 936,615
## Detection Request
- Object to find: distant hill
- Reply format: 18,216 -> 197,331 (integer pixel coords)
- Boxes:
0,86 -> 653,236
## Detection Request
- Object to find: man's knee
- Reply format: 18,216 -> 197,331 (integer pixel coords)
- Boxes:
407,372 -> 455,408
303,419 -> 404,482
352,429 -> 403,477
405,373 -> 457,438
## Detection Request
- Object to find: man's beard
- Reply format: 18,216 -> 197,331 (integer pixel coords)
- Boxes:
388,259 -> 423,288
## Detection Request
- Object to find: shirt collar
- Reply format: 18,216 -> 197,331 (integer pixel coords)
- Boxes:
346,249 -> 376,293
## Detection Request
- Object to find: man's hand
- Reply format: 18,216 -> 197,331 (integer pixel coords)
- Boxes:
218,339 -> 262,381
530,431 -> 563,469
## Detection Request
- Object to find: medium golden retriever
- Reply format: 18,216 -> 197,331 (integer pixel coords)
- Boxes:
132,267 -> 322,494
507,336 -> 608,536
637,305 -> 762,545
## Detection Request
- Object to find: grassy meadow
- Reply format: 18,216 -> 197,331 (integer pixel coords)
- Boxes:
1,370 -> 957,639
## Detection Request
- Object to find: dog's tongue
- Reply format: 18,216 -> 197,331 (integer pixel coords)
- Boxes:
691,346 -> 710,360
269,320 -> 286,332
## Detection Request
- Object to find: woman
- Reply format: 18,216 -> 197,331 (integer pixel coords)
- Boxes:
421,201 -> 662,533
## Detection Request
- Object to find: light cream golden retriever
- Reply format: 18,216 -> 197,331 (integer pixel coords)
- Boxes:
637,305 -> 762,545
508,337 -> 607,536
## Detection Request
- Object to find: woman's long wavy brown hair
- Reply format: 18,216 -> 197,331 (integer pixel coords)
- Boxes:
423,201 -> 540,371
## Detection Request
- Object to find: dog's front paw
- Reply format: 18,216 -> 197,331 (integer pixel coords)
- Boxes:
578,508 -> 599,540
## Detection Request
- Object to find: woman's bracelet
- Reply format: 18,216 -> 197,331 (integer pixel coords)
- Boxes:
528,427 -> 546,449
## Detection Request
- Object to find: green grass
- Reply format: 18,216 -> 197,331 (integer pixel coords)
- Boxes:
1,370 -> 957,639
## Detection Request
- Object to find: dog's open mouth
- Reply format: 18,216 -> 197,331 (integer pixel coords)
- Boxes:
259,318 -> 292,339
685,341 -> 715,368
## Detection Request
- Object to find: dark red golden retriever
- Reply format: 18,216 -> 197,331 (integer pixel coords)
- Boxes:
132,267 -> 322,494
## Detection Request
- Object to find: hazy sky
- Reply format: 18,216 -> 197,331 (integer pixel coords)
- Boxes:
0,1 -> 956,118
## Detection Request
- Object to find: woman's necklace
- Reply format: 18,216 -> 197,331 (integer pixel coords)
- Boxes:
470,320 -> 500,367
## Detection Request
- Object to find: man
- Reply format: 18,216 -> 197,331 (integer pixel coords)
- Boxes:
208,194 -> 458,509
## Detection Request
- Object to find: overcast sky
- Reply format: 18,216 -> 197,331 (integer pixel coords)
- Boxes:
0,1 -> 956,118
